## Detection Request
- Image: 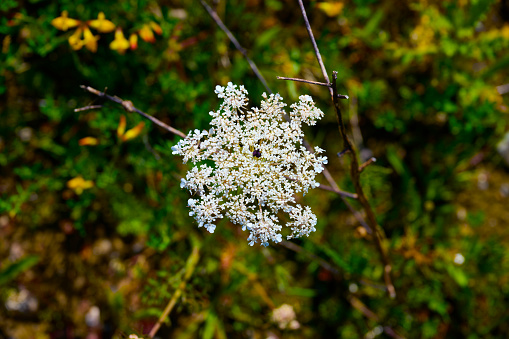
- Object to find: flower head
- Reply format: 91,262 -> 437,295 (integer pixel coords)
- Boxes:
172,83 -> 327,246
110,28 -> 130,54
51,11 -> 80,31
88,12 -> 115,33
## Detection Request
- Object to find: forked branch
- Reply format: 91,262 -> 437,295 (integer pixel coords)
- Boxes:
297,0 -> 396,298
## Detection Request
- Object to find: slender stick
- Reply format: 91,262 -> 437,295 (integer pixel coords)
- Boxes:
297,0 -> 332,97
332,73 -> 396,299
276,76 -> 330,87
358,157 -> 377,173
277,76 -> 349,98
78,85 -> 187,139
318,184 -> 357,198
297,1 -> 396,298
148,242 -> 201,338
200,0 -> 272,94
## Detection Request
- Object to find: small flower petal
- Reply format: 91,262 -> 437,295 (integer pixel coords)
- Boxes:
51,11 -> 80,31
110,28 -> 130,54
88,12 -> 115,33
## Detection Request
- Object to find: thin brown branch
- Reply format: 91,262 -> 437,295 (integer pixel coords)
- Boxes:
297,0 -> 396,298
318,184 -> 358,199
297,0 -> 332,97
277,76 -> 349,99
331,72 -> 396,299
79,85 -> 187,139
200,0 -> 271,94
148,242 -> 200,338
358,157 -> 377,173
277,76 -> 330,87
74,104 -> 103,112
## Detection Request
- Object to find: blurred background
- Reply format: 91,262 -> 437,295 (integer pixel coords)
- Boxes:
1,0 -> 509,338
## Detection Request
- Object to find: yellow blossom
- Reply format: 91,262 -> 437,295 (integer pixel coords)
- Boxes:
110,28 -> 130,54
150,22 -> 162,35
68,27 -> 84,50
122,122 -> 145,142
117,115 -> 126,138
51,10 -> 80,31
67,176 -> 94,195
139,24 -> 155,43
88,12 -> 115,33
129,33 -> 138,50
117,116 -> 145,142
78,137 -> 99,146
82,26 -> 99,52
317,2 -> 344,17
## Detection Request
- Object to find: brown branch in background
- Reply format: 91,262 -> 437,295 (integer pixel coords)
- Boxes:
277,76 -> 349,99
318,184 -> 357,199
74,104 -> 103,112
78,85 -> 187,139
358,157 -> 377,173
148,242 -> 201,338
332,73 -> 396,298
297,1 -> 396,298
200,0 -> 272,94
297,0 -> 332,97
276,76 -> 330,87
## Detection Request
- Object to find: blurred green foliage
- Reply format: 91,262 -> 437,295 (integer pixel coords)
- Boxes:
1,0 -> 509,338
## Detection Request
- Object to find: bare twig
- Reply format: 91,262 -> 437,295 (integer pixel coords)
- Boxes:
148,241 -> 201,338
332,72 -> 396,299
297,1 -> 396,298
318,184 -> 358,199
74,104 -> 103,112
78,85 -> 187,139
277,76 -> 349,98
200,0 -> 271,94
297,0 -> 332,97
277,76 -> 330,87
358,157 -> 377,173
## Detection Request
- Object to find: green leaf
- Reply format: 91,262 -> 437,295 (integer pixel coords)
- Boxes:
0,255 -> 39,285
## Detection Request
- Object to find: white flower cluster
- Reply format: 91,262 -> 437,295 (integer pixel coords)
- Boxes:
172,82 -> 327,246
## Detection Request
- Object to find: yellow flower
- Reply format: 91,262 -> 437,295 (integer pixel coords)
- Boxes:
88,12 -> 115,33
150,22 -> 162,35
67,26 -> 99,52
82,26 -> 99,52
129,33 -> 138,50
110,28 -> 130,54
139,22 -> 162,43
122,122 -> 145,141
117,115 -> 145,142
316,2 -> 344,17
117,115 -> 127,138
51,10 -> 80,31
67,176 -> 94,195
78,137 -> 99,146
68,27 -> 84,50
139,24 -> 155,43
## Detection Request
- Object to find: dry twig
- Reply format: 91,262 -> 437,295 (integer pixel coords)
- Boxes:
78,85 -> 186,139
297,0 -> 396,298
